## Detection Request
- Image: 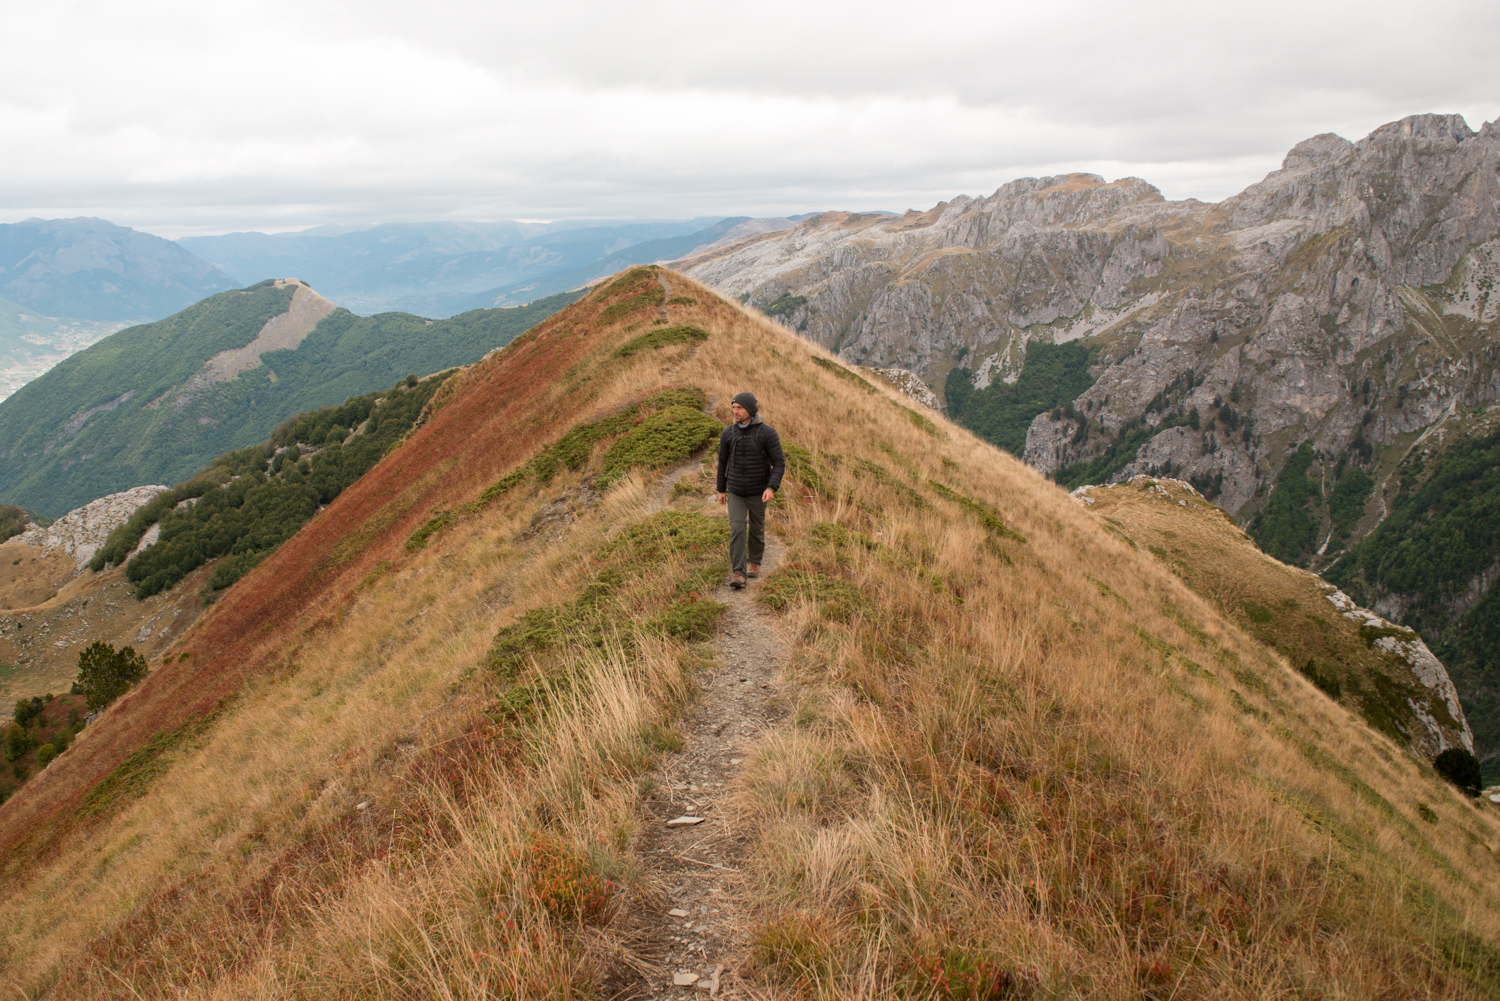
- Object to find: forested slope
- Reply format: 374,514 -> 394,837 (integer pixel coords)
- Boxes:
0,282 -> 582,516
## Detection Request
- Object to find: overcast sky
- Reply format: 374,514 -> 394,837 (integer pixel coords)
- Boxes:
1,0 -> 1495,238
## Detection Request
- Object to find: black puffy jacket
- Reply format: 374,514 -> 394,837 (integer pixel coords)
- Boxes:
716,417 -> 785,496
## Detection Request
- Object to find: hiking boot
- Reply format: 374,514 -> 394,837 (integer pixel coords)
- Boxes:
747,563 -> 760,579
729,572 -> 746,589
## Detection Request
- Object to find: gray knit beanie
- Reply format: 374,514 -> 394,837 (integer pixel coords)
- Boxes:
732,391 -> 759,417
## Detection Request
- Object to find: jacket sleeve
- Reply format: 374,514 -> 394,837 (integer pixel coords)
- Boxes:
715,427 -> 730,493
763,426 -> 786,492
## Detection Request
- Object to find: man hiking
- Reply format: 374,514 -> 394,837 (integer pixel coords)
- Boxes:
717,391 -> 785,590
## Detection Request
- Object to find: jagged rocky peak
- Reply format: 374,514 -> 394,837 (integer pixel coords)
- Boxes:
687,111 -> 1500,531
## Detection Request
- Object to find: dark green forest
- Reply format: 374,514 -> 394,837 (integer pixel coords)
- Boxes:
1327,429 -> 1500,776
92,372 -> 452,599
0,286 -> 582,517
1250,443 -> 1321,561
945,342 -> 1095,456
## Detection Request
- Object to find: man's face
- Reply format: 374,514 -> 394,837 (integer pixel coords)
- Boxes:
731,402 -> 749,422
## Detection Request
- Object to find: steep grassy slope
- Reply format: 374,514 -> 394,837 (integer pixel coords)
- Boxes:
1075,476 -> 1471,758
0,270 -> 1497,998
0,282 -> 584,517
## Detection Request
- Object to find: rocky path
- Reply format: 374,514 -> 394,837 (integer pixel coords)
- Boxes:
607,520 -> 790,999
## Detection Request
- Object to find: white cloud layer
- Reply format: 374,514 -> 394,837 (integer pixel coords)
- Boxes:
1,0 -> 1495,236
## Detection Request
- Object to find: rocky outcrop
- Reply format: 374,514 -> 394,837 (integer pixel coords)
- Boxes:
1324,588 -> 1474,756
17,485 -> 168,569
684,113 -> 1500,529
862,368 -> 940,410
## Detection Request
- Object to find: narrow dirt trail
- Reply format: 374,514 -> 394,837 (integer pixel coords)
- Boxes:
607,503 -> 791,999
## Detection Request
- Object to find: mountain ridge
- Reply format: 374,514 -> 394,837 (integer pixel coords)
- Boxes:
1,269 -> 1496,997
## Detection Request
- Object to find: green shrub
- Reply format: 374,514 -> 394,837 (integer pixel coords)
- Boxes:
75,641 -> 149,712
1434,747 -> 1483,796
1299,658 -> 1342,699
1243,602 -> 1274,625
781,443 -> 827,498
412,389 -> 716,552
927,481 -> 1026,542
34,743 -> 56,768
599,285 -> 664,324
758,568 -> 865,621
903,406 -> 941,437
651,597 -> 728,640
599,405 -> 722,485
811,355 -> 876,393
3,723 -> 30,763
762,293 -> 808,318
1417,802 -> 1439,824
488,511 -> 729,682
405,509 -> 455,551
615,324 -> 709,357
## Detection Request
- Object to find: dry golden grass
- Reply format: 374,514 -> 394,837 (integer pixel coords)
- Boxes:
2,270 -> 1497,998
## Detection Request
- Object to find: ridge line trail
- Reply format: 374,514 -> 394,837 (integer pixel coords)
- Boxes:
609,471 -> 792,998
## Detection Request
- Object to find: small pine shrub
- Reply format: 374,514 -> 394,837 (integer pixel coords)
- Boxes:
1243,601 -> 1274,625
1434,747 -> 1483,796
1299,658 -> 1342,699
614,324 -> 709,357
810,355 -> 876,393
599,405 -> 721,486
651,597 -> 728,640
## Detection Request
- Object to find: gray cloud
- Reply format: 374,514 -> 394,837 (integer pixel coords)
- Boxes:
1,0 -> 1495,236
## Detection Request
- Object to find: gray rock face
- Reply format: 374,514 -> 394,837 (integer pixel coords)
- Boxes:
17,485 -> 168,569
684,113 -> 1500,527
1325,588 -> 1474,757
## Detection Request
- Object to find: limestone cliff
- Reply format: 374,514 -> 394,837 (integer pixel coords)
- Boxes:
684,114 -> 1500,528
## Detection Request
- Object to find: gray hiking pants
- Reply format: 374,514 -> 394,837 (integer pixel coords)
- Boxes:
727,492 -> 766,574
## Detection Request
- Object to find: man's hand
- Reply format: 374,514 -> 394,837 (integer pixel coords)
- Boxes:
718,492 -> 727,505
761,488 -> 774,503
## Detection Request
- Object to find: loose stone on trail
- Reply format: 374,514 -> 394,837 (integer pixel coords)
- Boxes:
668,907 -> 691,917
666,815 -> 706,826
673,972 -> 700,986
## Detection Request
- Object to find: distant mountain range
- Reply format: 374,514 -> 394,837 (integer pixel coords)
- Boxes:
0,214 -> 806,400
0,217 -> 236,322
0,281 -> 583,517
179,216 -> 801,317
